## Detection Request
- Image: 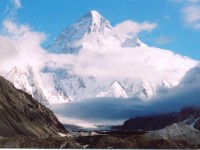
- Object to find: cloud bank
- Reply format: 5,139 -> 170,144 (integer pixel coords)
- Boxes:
48,65 -> 200,127
0,19 -> 196,85
111,20 -> 157,35
0,2 -> 196,84
0,20 -> 47,74
48,44 -> 197,84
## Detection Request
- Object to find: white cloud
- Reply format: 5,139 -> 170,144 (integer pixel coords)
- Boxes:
182,5 -> 200,30
111,20 -> 157,35
1,18 -> 195,87
11,0 -> 21,9
0,18 -> 197,98
0,20 -> 47,73
0,36 -> 18,61
154,35 -> 174,45
48,45 -> 197,84
3,20 -> 30,37
49,65 -> 200,126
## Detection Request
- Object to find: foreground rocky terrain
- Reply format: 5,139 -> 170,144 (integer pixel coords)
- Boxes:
72,107 -> 200,149
0,76 -> 66,137
0,75 -> 80,148
74,123 -> 200,149
0,136 -> 80,148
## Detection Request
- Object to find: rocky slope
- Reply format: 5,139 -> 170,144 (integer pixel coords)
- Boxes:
0,136 -> 80,148
75,125 -> 200,149
0,75 -> 66,137
121,106 -> 200,131
145,123 -> 200,146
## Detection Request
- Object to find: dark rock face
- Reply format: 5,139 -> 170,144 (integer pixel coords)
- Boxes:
121,106 -> 200,131
0,76 -> 66,137
177,106 -> 200,121
122,113 -> 178,131
194,119 -> 200,130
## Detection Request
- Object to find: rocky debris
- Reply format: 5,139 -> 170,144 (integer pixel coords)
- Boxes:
121,106 -> 200,131
75,133 -> 199,149
0,75 -> 66,137
145,123 -> 200,147
0,135 -> 80,148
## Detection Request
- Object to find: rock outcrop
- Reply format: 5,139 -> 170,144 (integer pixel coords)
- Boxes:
121,106 -> 200,131
145,123 -> 200,148
0,76 -> 66,137
0,135 -> 80,148
75,130 -> 199,149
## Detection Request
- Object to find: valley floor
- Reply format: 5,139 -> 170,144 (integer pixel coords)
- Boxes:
0,122 -> 200,148
74,130 -> 199,149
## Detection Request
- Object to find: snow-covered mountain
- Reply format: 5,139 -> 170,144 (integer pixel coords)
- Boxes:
6,66 -> 70,104
47,10 -> 144,54
45,10 -> 185,101
3,10 -> 197,104
6,66 -> 49,104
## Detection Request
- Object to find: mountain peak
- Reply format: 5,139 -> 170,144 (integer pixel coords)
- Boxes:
78,10 -> 112,33
47,10 -> 112,53
89,10 -> 102,19
47,10 -> 144,54
87,10 -> 106,24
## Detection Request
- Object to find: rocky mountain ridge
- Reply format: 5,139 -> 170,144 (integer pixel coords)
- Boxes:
0,75 -> 66,137
120,106 -> 200,131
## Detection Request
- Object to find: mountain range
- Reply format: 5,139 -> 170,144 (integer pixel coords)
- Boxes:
120,106 -> 200,131
0,5 -> 200,148
3,10 -> 197,104
0,72 -> 200,148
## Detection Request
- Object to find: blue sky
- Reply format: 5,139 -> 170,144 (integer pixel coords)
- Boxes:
0,0 -> 200,60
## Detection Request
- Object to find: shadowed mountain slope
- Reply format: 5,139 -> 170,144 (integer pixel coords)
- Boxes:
0,75 -> 66,137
